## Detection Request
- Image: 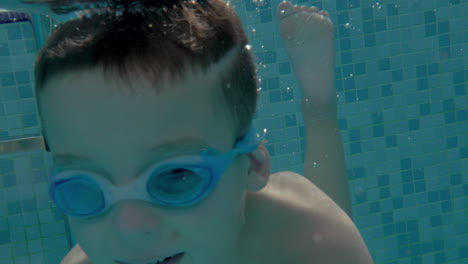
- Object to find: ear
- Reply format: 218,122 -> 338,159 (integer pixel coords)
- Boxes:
246,143 -> 271,192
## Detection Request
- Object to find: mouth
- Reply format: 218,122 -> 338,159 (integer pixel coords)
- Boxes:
115,252 -> 185,264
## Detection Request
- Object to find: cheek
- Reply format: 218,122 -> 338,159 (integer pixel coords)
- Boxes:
67,219 -> 99,256
68,217 -> 112,250
207,157 -> 249,223
185,156 -> 249,232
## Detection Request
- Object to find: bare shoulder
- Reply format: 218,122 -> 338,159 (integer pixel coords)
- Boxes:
267,171 -> 374,264
266,171 -> 344,213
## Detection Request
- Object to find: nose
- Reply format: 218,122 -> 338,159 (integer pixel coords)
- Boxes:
112,201 -> 161,234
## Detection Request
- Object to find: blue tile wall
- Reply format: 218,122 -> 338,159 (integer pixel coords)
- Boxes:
251,0 -> 466,263
0,14 -> 70,264
0,0 -> 467,263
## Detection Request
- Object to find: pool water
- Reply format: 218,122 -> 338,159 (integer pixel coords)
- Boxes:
0,0 -> 466,263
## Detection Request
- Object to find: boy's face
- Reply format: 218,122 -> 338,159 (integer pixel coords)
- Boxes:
39,64 -> 268,264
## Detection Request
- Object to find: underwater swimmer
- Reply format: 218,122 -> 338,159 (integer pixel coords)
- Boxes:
2,0 -> 374,263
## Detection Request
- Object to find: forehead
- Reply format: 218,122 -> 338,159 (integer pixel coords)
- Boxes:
39,67 -> 236,172
52,136 -> 216,167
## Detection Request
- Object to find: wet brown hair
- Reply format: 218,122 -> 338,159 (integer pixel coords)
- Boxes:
35,0 -> 259,145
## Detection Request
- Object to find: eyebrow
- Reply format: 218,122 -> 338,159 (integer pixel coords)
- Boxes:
53,137 -> 212,167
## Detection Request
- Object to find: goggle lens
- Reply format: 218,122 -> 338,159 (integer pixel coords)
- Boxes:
53,176 -> 105,216
147,167 -> 210,203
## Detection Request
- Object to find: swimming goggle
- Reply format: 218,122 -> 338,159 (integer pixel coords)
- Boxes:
48,126 -> 264,219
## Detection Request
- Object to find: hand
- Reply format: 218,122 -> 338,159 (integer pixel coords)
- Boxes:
60,244 -> 93,264
277,1 -> 338,117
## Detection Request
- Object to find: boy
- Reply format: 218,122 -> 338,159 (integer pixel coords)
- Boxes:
2,0 -> 374,263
